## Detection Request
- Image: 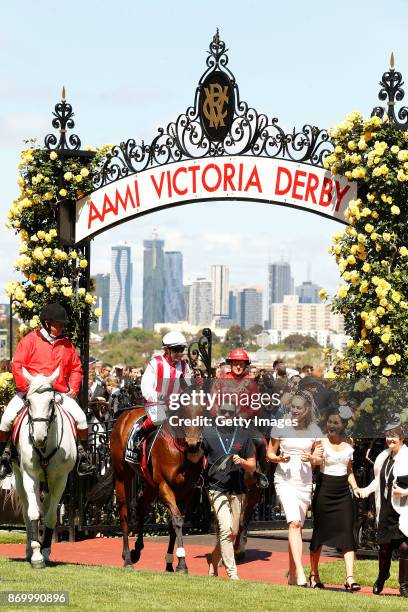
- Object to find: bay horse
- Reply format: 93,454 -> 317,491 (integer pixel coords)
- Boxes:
8,367 -> 77,568
88,393 -> 205,572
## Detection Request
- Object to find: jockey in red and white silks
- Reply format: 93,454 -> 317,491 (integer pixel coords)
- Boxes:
137,332 -> 191,443
0,303 -> 94,479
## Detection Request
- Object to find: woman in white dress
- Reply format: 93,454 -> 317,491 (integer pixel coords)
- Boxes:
267,391 -> 322,587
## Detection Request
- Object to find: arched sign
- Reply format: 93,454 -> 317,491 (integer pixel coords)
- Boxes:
75,32 -> 356,244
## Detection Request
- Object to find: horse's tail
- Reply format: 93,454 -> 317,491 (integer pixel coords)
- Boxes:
86,465 -> 115,505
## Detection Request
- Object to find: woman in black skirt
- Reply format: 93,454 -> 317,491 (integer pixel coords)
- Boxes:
309,410 -> 361,591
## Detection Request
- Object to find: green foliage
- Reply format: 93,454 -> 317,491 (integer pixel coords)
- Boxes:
6,144 -> 110,345
322,113 -> 408,378
283,334 -> 320,350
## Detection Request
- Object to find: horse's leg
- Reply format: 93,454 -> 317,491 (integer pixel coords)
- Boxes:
165,520 -> 176,572
131,484 -> 155,564
22,471 -> 45,569
13,467 -> 31,561
115,475 -> 132,568
41,474 -> 68,563
159,481 -> 187,574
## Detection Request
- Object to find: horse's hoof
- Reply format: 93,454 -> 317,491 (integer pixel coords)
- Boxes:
130,549 -> 141,564
175,564 -> 188,574
165,563 -> 174,572
123,563 -> 134,570
31,559 -> 46,570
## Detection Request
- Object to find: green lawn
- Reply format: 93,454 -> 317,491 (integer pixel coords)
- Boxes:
0,530 -> 26,544
0,558 -> 405,612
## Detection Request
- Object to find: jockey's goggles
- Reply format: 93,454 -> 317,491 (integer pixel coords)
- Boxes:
168,345 -> 186,353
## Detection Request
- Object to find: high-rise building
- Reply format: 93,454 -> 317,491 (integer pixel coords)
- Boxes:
94,273 -> 110,332
210,265 -> 229,317
296,280 -> 322,304
228,289 -> 238,324
164,252 -> 184,322
268,262 -> 294,304
238,288 -> 263,330
143,233 -> 165,329
109,244 -> 132,332
188,278 -> 213,326
183,285 -> 191,321
269,295 -> 344,332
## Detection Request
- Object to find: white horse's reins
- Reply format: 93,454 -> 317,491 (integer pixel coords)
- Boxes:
26,389 -> 64,489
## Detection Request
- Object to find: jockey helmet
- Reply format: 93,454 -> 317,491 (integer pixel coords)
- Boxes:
40,302 -> 68,324
226,348 -> 250,364
162,331 -> 187,348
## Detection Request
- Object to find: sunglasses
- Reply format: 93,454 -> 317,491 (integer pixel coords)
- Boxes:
170,345 -> 186,353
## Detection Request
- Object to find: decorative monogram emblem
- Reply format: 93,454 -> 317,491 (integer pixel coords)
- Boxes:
200,71 -> 234,141
202,84 -> 229,129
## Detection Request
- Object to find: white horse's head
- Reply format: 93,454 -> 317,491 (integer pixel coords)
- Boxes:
22,367 -> 60,449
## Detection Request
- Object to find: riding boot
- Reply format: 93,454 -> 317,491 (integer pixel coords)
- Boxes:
76,432 -> 96,476
399,557 -> 408,597
134,416 -> 156,457
0,433 -> 12,479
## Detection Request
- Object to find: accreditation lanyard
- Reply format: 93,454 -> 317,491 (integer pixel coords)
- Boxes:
216,426 -> 238,456
384,456 -> 394,500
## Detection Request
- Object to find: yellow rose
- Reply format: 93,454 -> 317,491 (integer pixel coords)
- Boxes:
80,167 -> 89,178
391,205 -> 400,215
35,284 -> 44,293
94,308 -> 102,317
50,151 -> 58,160
79,259 -> 88,268
59,189 -> 67,197
337,285 -> 349,298
381,332 -> 391,344
382,367 -> 392,377
75,175 -> 82,183
64,172 -> 73,181
319,289 -> 327,300
399,246 -> 408,257
386,355 -> 397,365
371,356 -> 381,366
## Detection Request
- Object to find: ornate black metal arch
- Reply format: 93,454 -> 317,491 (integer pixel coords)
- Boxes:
92,31 -> 333,189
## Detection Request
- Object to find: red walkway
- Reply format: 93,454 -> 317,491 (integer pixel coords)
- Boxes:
0,537 -> 399,597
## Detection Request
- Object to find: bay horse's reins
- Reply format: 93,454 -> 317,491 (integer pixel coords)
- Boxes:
25,388 -> 65,483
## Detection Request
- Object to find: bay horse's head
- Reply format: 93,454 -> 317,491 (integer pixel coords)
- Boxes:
22,367 -> 59,449
178,386 -> 207,454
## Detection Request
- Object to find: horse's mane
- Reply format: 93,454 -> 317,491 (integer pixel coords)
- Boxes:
26,375 -> 53,398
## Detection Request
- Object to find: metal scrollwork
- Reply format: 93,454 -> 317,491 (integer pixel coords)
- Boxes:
93,32 -> 334,189
188,327 -> 213,378
371,53 -> 408,130
44,87 -> 82,151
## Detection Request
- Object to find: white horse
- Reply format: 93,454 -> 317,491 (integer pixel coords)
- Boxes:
12,367 -> 77,568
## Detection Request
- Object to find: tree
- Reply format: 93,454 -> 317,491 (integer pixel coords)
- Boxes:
283,334 -> 320,350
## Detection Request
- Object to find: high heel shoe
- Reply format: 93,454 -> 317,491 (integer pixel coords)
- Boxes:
344,576 -> 361,592
309,573 -> 325,589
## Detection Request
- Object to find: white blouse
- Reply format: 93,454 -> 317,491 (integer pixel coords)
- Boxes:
271,422 -> 322,485
321,442 -> 353,476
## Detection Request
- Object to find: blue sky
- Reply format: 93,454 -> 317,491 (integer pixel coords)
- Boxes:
1,0 -> 407,322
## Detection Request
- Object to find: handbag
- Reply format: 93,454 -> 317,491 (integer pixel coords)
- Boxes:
396,475 -> 408,489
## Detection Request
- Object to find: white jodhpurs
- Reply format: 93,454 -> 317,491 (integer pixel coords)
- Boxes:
0,393 -> 88,432
146,402 -> 167,425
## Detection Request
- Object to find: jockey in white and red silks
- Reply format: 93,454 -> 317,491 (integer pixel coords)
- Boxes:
136,331 -> 192,448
